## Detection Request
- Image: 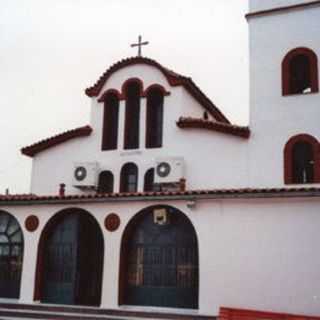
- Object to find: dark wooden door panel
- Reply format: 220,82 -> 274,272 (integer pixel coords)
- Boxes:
42,211 -> 104,306
42,215 -> 78,304
124,206 -> 199,309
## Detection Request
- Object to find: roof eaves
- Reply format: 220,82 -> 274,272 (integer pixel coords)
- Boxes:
1,188 -> 320,206
177,117 -> 250,139
21,125 -> 92,157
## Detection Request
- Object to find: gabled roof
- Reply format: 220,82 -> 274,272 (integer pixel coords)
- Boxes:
177,117 -> 250,138
85,56 -> 230,123
1,187 -> 320,205
21,125 -> 92,157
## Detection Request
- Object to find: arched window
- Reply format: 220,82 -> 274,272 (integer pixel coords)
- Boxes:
146,88 -> 164,148
102,92 -> 119,150
282,47 -> 319,95
0,212 -> 23,299
292,141 -> 314,183
97,171 -> 114,193
144,168 -> 161,192
120,163 -> 138,193
284,134 -> 320,184
124,81 -> 141,149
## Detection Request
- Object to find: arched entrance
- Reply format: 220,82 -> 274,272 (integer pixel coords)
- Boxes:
119,205 -> 199,309
0,211 -> 23,298
35,208 -> 104,306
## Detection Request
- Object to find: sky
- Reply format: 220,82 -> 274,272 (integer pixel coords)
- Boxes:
0,0 -> 249,194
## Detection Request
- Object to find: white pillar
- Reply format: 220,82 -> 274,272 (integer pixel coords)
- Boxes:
118,100 -> 126,151
100,233 -> 122,309
140,97 -> 147,151
19,230 -> 40,303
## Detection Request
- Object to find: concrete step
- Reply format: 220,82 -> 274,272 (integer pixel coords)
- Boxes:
0,303 -> 215,320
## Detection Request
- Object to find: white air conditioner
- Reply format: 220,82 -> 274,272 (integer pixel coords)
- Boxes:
72,162 -> 99,188
154,157 -> 185,184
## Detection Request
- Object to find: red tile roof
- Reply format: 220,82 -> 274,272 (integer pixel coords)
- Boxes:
219,307 -> 320,320
1,188 -> 319,205
21,125 -> 92,157
177,117 -> 250,138
85,56 -> 230,123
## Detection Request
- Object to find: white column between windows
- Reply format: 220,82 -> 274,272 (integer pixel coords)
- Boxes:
140,97 -> 147,150
118,100 -> 126,150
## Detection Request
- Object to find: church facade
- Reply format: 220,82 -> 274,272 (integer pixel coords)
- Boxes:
0,1 -> 320,318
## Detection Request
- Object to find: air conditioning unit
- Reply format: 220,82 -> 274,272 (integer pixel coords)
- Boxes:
154,157 -> 185,184
72,162 -> 99,188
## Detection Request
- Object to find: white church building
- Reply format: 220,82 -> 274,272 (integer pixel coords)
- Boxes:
0,1 -> 320,319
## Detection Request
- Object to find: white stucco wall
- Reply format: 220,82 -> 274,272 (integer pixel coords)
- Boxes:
2,196 -> 320,316
249,0 -> 313,12
30,64 -> 249,195
27,3 -> 320,194
248,4 -> 320,187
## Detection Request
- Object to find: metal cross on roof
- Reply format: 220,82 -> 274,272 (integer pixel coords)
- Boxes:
130,35 -> 149,57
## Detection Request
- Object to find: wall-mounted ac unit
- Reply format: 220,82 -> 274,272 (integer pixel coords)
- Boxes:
72,162 -> 99,188
154,157 -> 185,184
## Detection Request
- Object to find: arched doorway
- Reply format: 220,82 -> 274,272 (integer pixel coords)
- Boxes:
119,205 -> 199,309
35,208 -> 104,306
0,211 -> 23,298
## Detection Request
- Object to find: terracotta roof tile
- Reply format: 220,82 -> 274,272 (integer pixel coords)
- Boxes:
21,125 -> 92,157
1,187 -> 319,204
177,117 -> 250,138
85,56 -> 230,123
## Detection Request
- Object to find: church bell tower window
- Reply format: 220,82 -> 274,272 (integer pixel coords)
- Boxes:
124,80 -> 141,150
102,93 -> 119,150
146,87 -> 164,148
284,134 -> 320,184
282,47 -> 319,95
292,141 -> 314,184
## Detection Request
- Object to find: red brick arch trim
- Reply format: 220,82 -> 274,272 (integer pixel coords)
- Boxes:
97,89 -> 122,102
121,78 -> 144,99
284,134 -> 320,184
85,56 -> 230,123
282,47 -> 319,96
142,84 -> 170,97
98,81 -> 170,103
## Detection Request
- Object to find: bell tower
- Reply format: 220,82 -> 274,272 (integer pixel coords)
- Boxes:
249,0 -> 311,12
247,0 -> 320,187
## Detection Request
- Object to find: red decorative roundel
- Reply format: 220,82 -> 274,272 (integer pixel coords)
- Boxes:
25,215 -> 39,232
104,213 -> 120,232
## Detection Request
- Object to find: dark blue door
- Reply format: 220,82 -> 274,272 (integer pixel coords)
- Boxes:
42,212 -> 104,306
42,214 -> 78,304
124,206 -> 199,309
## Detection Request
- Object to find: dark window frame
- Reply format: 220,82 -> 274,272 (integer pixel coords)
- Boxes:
123,80 -> 142,150
282,47 -> 319,96
101,92 -> 120,151
143,168 -> 161,192
0,211 -> 24,299
146,87 -> 164,149
284,134 -> 320,184
97,171 -> 114,193
120,163 -> 138,193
